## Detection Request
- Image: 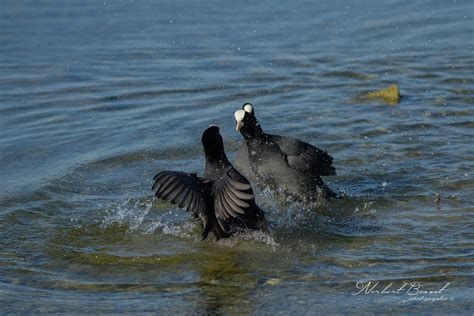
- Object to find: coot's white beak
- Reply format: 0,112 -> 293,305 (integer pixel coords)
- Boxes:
236,121 -> 244,132
234,110 -> 245,132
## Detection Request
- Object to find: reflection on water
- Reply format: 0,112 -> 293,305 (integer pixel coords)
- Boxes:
1,0 -> 473,314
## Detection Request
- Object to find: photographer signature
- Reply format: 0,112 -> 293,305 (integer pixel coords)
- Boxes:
351,281 -> 452,303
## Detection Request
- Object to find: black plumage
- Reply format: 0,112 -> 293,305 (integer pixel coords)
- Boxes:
152,125 -> 265,240
234,103 -> 338,202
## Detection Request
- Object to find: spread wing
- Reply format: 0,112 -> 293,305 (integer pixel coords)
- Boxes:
271,135 -> 336,176
213,167 -> 256,222
152,171 -> 210,218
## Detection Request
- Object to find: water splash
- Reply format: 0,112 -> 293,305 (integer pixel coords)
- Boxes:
101,197 -> 153,231
254,185 -> 328,228
143,220 -> 197,239
97,185 -> 377,247
217,229 -> 279,250
101,196 -> 200,239
99,194 -> 280,246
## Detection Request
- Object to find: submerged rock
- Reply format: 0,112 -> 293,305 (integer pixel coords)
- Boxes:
366,83 -> 401,104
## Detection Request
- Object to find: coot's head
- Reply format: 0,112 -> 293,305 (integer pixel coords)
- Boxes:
234,103 -> 262,138
242,103 -> 255,116
202,125 -> 225,156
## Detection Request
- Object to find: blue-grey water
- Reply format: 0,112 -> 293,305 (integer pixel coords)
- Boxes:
1,0 -> 473,314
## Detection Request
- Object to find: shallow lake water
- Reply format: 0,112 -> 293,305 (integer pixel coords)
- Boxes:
1,0 -> 473,314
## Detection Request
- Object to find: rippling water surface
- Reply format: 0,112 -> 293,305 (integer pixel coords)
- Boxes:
1,0 -> 473,314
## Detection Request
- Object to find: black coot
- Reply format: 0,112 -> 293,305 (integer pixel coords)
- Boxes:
152,125 -> 265,240
234,103 -> 338,202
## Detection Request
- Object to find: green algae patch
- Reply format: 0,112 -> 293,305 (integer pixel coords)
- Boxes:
366,84 -> 401,104
63,251 -> 200,267
264,278 -> 281,286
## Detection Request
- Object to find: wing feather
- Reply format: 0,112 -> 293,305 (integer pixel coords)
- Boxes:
227,176 -> 252,191
224,186 -> 251,208
169,186 -> 188,204
152,171 -> 209,217
155,174 -> 177,195
218,194 -> 232,218
158,178 -> 182,199
187,191 -> 197,213
177,189 -> 191,208
183,190 -> 195,210
214,168 -> 256,221
152,172 -> 174,191
225,182 -> 254,200
221,192 -> 239,218
222,188 -> 245,214
270,134 -> 336,176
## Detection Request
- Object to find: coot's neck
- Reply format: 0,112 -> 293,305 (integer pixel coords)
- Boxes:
241,120 -> 265,141
203,148 -> 230,176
